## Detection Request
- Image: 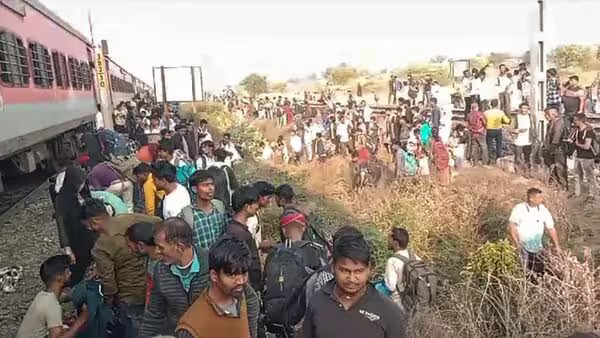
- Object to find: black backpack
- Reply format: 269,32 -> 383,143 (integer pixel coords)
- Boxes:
395,250 -> 438,311
207,165 -> 232,207
263,241 -> 317,331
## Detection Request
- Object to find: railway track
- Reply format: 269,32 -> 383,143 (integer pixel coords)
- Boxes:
0,173 -> 51,223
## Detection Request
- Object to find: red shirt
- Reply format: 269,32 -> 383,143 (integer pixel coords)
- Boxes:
357,146 -> 371,164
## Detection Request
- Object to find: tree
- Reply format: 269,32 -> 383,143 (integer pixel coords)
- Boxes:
429,55 -> 448,64
322,64 -> 359,85
269,81 -> 287,93
548,45 -> 593,69
487,52 -> 512,65
239,73 -> 268,97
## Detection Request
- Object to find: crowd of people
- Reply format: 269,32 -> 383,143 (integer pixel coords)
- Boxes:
15,59 -> 598,338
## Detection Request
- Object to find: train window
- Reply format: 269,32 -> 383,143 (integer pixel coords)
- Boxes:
68,57 -> 83,90
0,30 -> 30,87
29,42 -> 54,89
51,52 -> 69,89
80,62 -> 89,90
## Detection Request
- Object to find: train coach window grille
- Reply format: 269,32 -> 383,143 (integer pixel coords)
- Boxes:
29,42 -> 54,89
80,62 -> 91,91
51,52 -> 69,89
68,57 -> 83,90
0,31 -> 30,87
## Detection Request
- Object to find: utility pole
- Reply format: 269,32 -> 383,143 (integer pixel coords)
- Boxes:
160,66 -> 167,112
152,68 -> 157,100
199,66 -> 205,101
530,0 -> 546,141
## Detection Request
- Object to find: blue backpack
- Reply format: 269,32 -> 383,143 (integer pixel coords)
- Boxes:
99,129 -> 130,157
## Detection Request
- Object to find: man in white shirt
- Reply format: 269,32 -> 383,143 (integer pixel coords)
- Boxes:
153,162 -> 191,218
95,104 -> 104,130
303,120 -> 315,161
512,102 -> 533,176
221,133 -> 242,165
384,227 -> 419,310
508,187 -> 560,274
289,130 -> 303,164
497,64 -> 512,115
336,116 -> 350,157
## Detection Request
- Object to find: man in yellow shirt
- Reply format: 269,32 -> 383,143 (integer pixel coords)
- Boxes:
133,163 -> 164,217
484,99 -> 511,164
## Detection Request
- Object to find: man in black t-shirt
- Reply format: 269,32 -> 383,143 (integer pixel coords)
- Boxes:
571,113 -> 598,198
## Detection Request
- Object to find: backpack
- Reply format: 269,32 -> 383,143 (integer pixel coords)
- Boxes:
283,264 -> 333,328
207,165 -> 232,207
175,164 -> 196,191
107,156 -> 141,182
284,207 -> 332,252
263,241 -> 319,331
98,129 -> 131,157
395,251 -> 438,311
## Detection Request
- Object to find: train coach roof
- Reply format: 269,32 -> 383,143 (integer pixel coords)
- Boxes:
23,0 -> 92,46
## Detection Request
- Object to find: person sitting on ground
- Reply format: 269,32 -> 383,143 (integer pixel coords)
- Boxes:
507,187 -> 560,274
179,170 -> 228,249
226,186 -> 263,293
385,227 -> 421,311
17,255 -> 89,338
298,231 -> 407,338
139,217 -> 260,337
82,199 -> 162,335
152,162 -> 191,219
125,222 -> 161,307
175,235 -> 259,338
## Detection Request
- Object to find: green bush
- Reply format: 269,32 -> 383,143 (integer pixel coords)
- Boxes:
398,63 -> 451,86
462,239 -> 519,282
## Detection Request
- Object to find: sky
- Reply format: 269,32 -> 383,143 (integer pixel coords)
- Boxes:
43,0 -> 600,99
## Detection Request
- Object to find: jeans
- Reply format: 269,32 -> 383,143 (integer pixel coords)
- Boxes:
548,150 -> 568,190
106,180 -> 134,212
514,145 -> 532,174
470,133 -> 489,165
119,302 -> 145,338
574,157 -> 598,196
486,129 -> 503,163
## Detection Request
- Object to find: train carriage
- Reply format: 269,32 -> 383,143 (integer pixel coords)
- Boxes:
0,0 -> 150,189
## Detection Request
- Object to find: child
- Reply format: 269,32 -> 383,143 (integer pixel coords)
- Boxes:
449,124 -> 467,171
17,255 -> 89,338
315,133 -> 327,164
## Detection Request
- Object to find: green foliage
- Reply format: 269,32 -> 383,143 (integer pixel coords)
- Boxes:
487,52 -> 513,65
240,73 -> 268,97
549,45 -> 594,69
323,64 -> 359,85
463,240 -> 519,282
361,225 -> 390,276
470,55 -> 490,70
399,63 -> 451,86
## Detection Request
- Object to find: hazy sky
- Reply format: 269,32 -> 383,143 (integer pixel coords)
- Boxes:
44,0 -> 600,95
